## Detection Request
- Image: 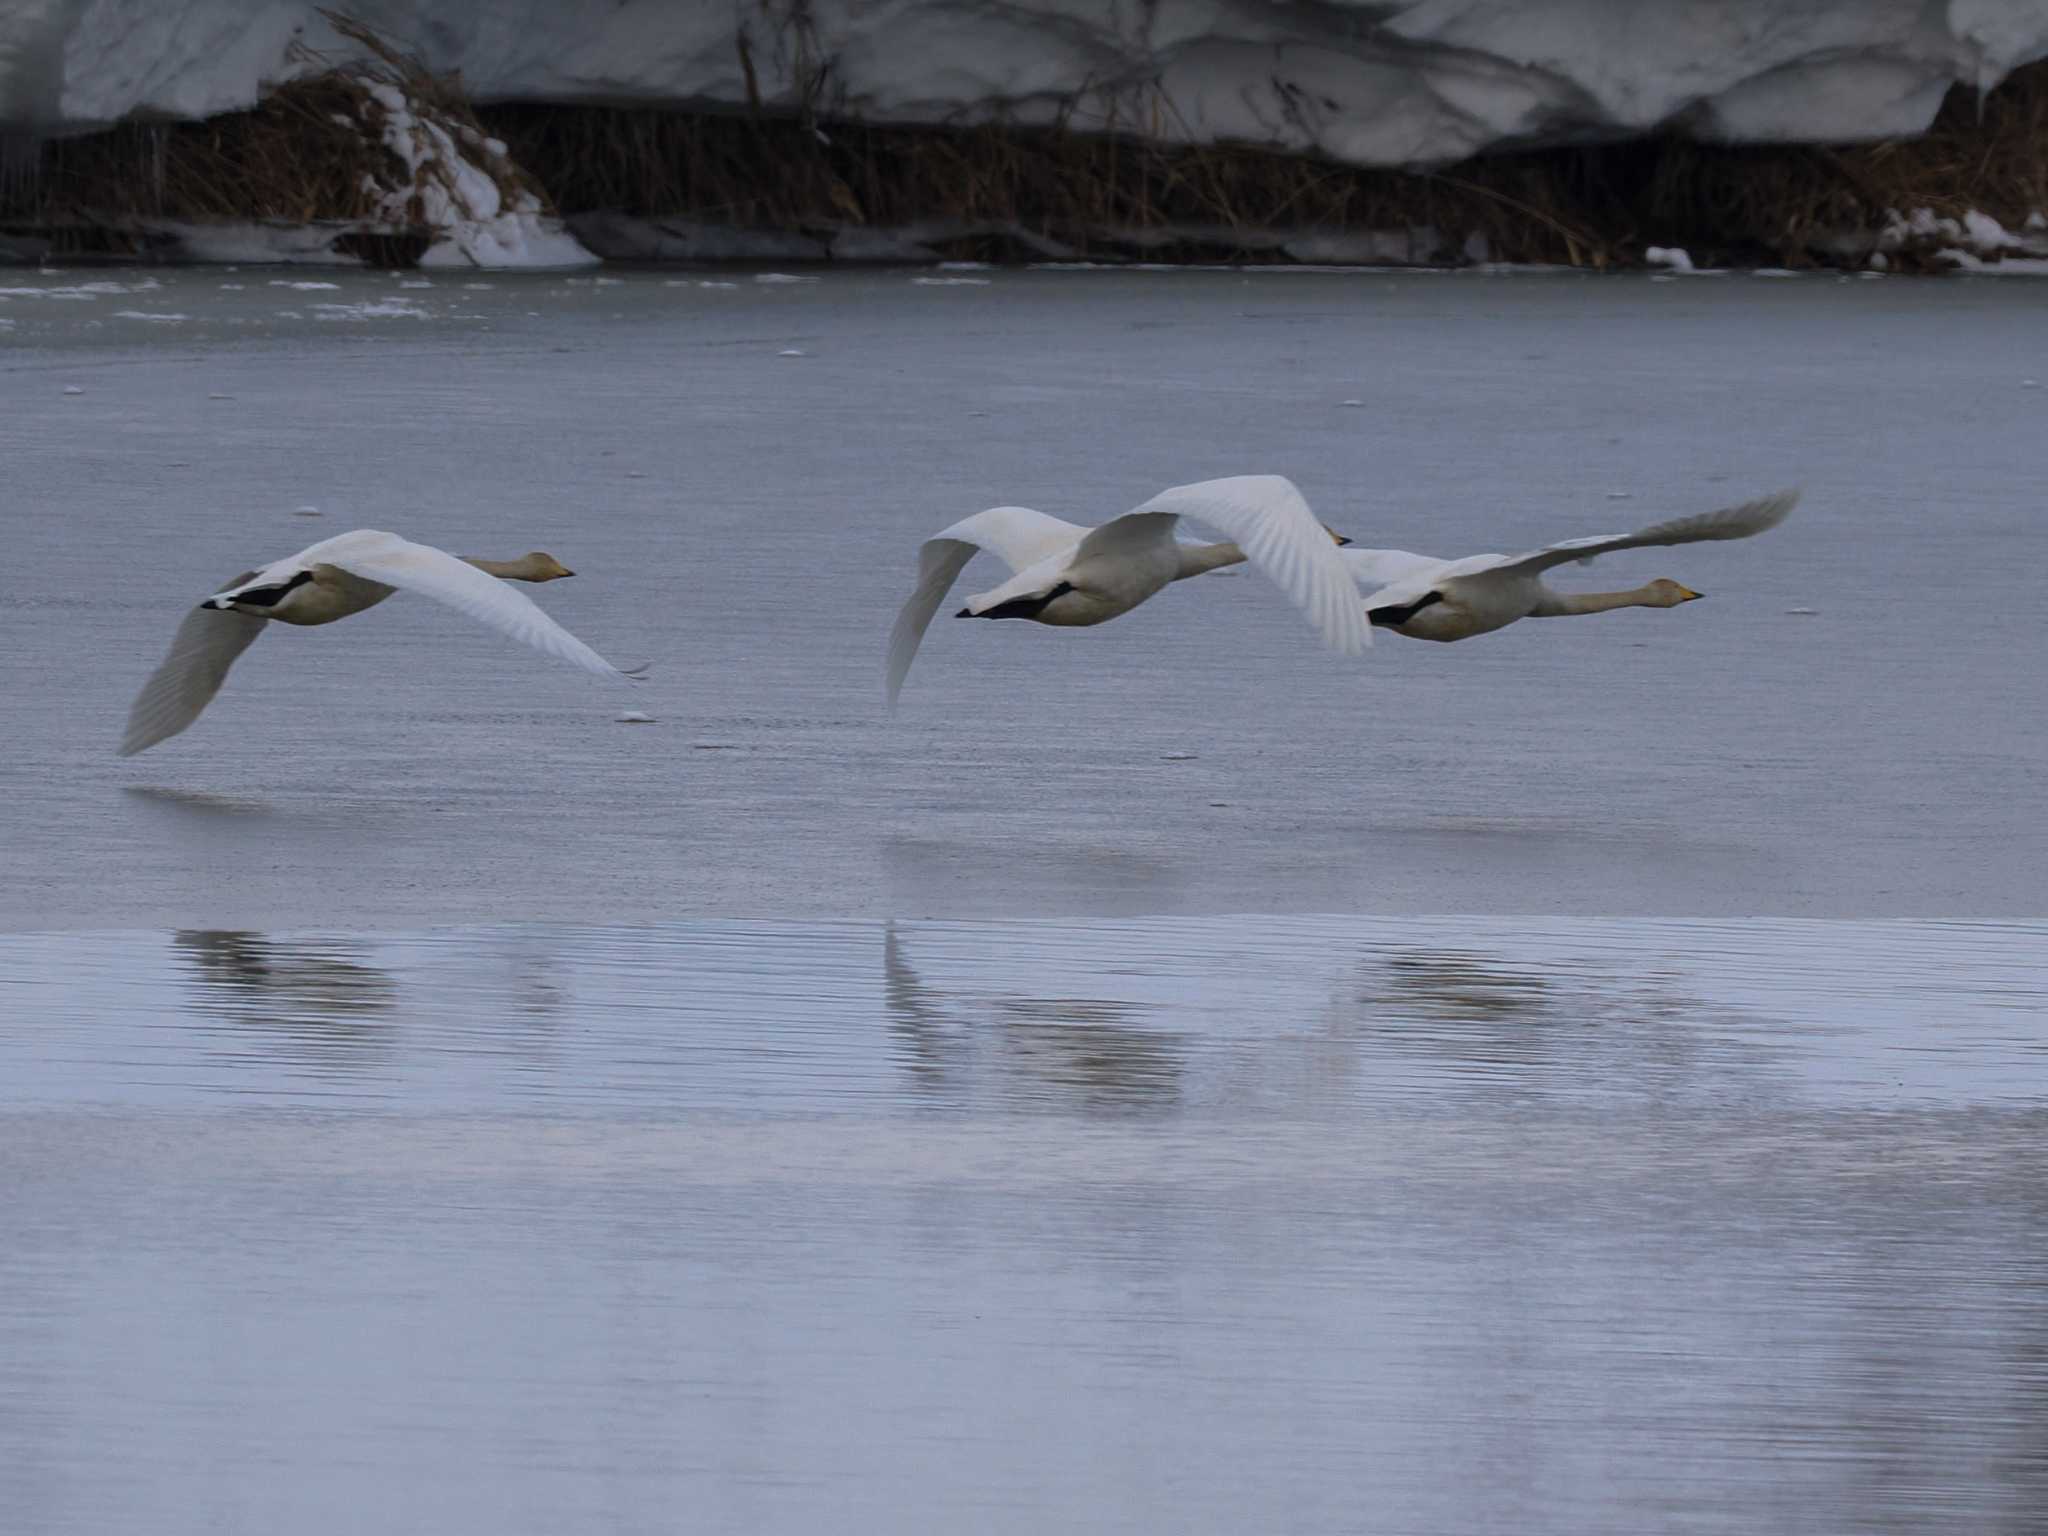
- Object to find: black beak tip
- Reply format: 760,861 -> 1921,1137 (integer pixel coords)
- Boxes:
1336,535 -> 1354,547
954,607 -> 973,618
561,569 -> 576,578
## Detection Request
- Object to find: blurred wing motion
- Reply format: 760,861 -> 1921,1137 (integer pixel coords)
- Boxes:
1121,475 -> 1369,656
119,571 -> 265,756
1488,489 -> 1801,581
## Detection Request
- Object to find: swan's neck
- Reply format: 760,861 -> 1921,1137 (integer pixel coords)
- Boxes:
1532,583 -> 1668,617
465,555 -> 546,582
1172,541 -> 1246,581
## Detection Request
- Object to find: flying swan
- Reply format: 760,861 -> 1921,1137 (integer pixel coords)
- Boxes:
1344,488 -> 1799,643
120,529 -> 638,756
886,474 -> 1369,705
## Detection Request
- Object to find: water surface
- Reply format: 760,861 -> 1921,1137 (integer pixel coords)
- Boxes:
4,915 -> 2046,1533
2,267 -> 2044,926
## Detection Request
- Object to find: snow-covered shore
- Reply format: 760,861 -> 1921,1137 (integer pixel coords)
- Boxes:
6,1 -> 2048,169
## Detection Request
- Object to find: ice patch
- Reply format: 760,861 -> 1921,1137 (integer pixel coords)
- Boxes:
754,273 -> 819,284
0,278 -> 160,300
270,279 -> 340,290
912,275 -> 991,286
308,298 -> 430,319
1645,246 -> 1695,272
112,311 -> 189,322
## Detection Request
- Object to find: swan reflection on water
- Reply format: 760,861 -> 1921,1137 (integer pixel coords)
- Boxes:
883,923 -> 1184,1111
173,929 -> 398,1069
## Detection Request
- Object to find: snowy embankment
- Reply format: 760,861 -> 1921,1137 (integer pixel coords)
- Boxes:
149,70 -> 596,269
6,2 -> 2048,269
6,1 -> 2048,165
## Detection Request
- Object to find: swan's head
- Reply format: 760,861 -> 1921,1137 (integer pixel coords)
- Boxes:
521,552 -> 575,581
1322,524 -> 1354,547
1648,578 -> 1702,607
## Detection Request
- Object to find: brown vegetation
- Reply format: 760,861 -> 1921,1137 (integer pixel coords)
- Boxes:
483,60 -> 2048,269
0,13 -> 542,259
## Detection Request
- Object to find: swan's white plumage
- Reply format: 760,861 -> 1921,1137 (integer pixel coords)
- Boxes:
1122,476 -> 1369,658
121,530 -> 632,756
885,508 -> 1091,707
1348,489 -> 1798,641
1339,547 -> 1446,591
887,474 -> 1366,705
285,531 -> 631,681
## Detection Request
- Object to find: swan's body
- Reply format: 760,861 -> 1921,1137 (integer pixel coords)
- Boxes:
887,474 -> 1368,705
120,530 -> 635,756
1346,489 -> 1799,643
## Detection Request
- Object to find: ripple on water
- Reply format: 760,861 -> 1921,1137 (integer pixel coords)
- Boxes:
2,915 -> 2047,1535
0,915 -> 2042,1116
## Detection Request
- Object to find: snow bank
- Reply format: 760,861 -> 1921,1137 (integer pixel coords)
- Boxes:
1875,204 -> 2048,271
7,2 -> 2048,169
358,80 -> 592,268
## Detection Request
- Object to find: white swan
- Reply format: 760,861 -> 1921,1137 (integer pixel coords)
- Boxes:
120,529 -> 638,756
1346,489 -> 1799,643
887,474 -> 1369,705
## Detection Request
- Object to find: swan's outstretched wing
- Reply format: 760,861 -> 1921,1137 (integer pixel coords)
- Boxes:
1491,489 -> 1800,580
317,532 -> 634,679
1120,475 -> 1370,654
120,572 -> 267,756
885,506 -> 1089,707
1342,547 -> 1447,594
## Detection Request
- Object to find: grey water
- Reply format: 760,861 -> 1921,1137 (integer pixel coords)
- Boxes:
4,915 -> 2048,1535
1,265 -> 2044,926
4,266 -> 2048,1532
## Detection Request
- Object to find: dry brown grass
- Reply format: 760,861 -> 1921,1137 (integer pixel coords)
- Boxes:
480,103 -> 1619,265
1642,64 -> 2048,264
483,62 -> 2048,267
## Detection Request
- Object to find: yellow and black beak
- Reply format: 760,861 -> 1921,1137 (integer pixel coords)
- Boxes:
1678,586 -> 1703,602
